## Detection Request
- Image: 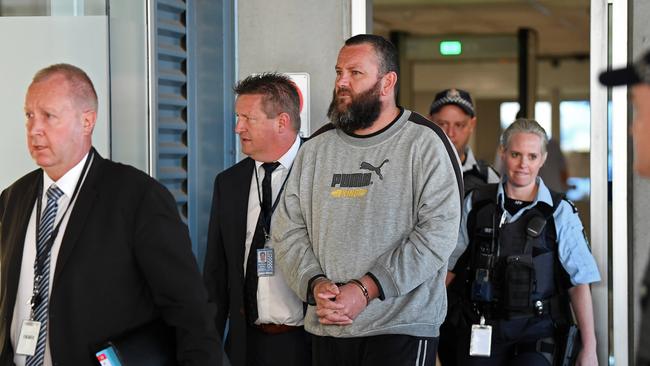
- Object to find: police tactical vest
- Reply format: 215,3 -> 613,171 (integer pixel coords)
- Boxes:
463,160 -> 492,194
465,183 -> 571,321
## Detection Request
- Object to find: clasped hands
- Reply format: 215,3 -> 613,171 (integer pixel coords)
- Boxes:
312,278 -> 372,325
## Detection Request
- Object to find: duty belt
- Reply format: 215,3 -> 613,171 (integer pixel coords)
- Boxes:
477,298 -> 554,320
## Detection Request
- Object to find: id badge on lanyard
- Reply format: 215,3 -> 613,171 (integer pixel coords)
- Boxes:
253,164 -> 291,278
16,320 -> 41,356
469,316 -> 492,357
256,246 -> 274,277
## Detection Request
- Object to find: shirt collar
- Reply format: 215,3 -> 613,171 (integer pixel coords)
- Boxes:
254,135 -> 301,171
496,176 -> 553,214
42,152 -> 90,198
462,146 -> 477,172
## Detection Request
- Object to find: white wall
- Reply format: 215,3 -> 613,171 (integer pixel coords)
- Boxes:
0,16 -> 109,190
108,1 -> 149,172
0,0 -> 106,16
237,0 -> 352,134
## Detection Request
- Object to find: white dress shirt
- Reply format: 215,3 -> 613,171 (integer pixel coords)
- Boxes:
12,152 -> 91,366
244,136 -> 304,326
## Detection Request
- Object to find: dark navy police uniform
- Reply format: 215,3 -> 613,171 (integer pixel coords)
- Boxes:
448,178 -> 599,366
438,147 -> 499,366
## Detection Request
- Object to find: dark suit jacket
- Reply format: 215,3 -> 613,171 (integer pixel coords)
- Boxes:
203,157 -> 255,366
0,150 -> 222,366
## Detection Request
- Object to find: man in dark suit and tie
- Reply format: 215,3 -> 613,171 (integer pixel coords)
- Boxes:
203,73 -> 309,366
0,63 -> 222,365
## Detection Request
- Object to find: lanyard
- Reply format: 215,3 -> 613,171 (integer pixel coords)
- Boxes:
31,150 -> 94,312
253,163 -> 292,238
492,195 -> 507,258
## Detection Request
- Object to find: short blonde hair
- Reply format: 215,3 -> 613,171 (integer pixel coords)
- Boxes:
500,118 -> 548,154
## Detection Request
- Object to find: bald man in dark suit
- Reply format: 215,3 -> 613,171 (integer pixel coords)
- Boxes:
0,63 -> 222,366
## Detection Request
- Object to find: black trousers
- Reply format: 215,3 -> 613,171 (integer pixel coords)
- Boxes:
456,316 -> 556,366
438,319 -> 459,366
245,324 -> 311,366
312,333 -> 438,366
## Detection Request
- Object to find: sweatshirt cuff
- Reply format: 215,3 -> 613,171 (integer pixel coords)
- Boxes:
366,272 -> 385,301
306,274 -> 327,305
368,264 -> 398,298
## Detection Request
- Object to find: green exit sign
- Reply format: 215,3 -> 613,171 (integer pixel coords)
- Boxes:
440,41 -> 462,56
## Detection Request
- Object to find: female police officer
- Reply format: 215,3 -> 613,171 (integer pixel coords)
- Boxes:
448,119 -> 599,366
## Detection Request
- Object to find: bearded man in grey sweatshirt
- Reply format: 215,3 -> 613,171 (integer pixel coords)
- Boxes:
271,34 -> 463,366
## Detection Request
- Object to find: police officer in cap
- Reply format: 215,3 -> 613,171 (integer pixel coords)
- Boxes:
450,119 -> 600,365
429,88 -> 499,366
600,50 -> 650,365
429,88 -> 500,193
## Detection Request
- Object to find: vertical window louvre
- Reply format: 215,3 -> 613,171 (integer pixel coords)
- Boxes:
155,0 -> 189,221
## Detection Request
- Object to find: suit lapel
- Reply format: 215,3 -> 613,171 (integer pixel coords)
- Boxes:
52,152 -> 102,284
1,171 -> 40,309
232,159 -> 255,275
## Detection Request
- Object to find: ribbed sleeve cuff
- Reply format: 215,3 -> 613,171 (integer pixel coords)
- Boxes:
368,265 -> 398,298
306,274 -> 327,305
366,272 -> 385,301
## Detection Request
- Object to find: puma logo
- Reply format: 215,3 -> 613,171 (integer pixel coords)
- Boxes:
359,159 -> 389,180
330,159 -> 389,195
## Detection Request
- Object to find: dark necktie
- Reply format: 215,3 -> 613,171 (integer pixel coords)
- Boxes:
26,185 -> 64,366
244,162 -> 280,325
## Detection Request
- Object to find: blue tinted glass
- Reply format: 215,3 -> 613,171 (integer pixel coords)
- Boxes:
566,177 -> 591,201
560,101 -> 591,152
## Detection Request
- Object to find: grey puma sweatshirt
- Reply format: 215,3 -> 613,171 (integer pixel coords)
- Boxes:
271,109 -> 462,338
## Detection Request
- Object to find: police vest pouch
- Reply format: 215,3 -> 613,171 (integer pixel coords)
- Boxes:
471,268 -> 494,302
504,254 -> 534,311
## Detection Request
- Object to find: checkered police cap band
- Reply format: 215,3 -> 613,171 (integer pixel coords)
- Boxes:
429,88 -> 475,117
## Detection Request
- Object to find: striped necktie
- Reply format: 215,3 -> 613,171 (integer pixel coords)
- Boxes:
26,184 -> 64,366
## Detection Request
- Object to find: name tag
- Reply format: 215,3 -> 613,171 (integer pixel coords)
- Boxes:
256,248 -> 274,277
469,317 -> 492,357
16,320 -> 41,356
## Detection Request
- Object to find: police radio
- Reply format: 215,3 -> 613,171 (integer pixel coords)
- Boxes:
471,268 -> 494,302
470,220 -> 498,303
471,238 -> 496,302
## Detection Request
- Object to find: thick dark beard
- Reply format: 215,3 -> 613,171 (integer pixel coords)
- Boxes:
327,80 -> 382,134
